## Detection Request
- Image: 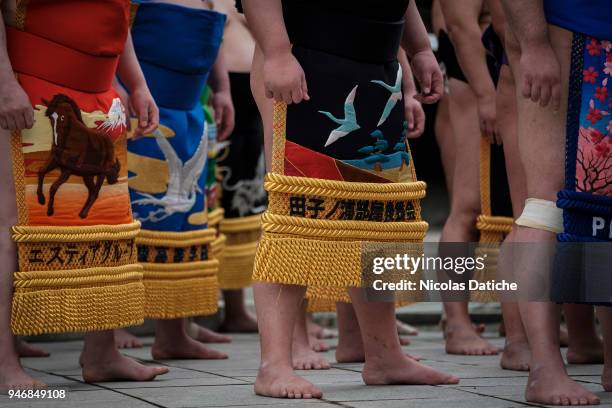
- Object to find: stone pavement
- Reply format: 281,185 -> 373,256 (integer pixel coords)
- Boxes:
3,329 -> 611,408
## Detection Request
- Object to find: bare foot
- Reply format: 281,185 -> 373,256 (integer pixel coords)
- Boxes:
255,364 -> 322,398
396,320 -> 419,336
526,366 -> 600,405
336,346 -> 420,363
399,336 -> 411,346
188,322 -> 232,343
219,313 -> 258,333
294,337 -> 330,370
81,351 -> 168,383
306,317 -> 338,339
152,333 -> 228,360
567,338 -> 604,364
0,360 -> 46,393
560,325 -> 569,348
603,365 -> 611,392
500,340 -> 530,371
308,334 -> 330,352
362,354 -> 459,385
440,317 -> 485,338
15,339 -> 49,358
114,329 -> 143,349
445,324 -> 498,355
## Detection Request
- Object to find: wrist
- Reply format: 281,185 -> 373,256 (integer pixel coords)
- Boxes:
262,43 -> 292,60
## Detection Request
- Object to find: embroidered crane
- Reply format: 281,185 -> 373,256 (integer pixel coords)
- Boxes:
319,85 -> 361,147
371,65 -> 403,126
132,124 -> 209,223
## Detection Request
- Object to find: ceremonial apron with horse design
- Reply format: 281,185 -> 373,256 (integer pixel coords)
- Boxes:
7,0 -> 144,335
128,2 -> 225,318
253,4 -> 427,304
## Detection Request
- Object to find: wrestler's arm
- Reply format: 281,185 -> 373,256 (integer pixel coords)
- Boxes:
402,0 -> 443,104
116,32 -> 159,137
501,0 -> 561,109
484,0 -> 506,43
0,6 -> 33,131
209,49 -> 235,141
398,50 -> 425,139
440,0 -> 497,142
241,0 -> 308,104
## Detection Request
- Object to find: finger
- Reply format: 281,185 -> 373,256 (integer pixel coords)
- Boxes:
137,102 -> 149,131
13,112 -> 26,130
521,76 -> 533,100
530,83 -> 541,103
282,89 -> 293,105
301,77 -> 310,101
420,72 -> 432,96
408,107 -> 425,138
265,88 -> 274,99
144,104 -> 159,134
0,115 -> 8,130
552,82 -> 562,112
5,114 -> 18,131
539,83 -> 552,107
291,87 -> 303,104
430,71 -> 444,102
273,90 -> 284,103
23,108 -> 34,129
405,106 -> 415,133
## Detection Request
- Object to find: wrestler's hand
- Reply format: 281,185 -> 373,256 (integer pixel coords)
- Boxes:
477,92 -> 499,145
410,50 -> 443,104
263,51 -> 309,104
404,96 -> 425,138
0,77 -> 34,130
129,84 -> 159,138
519,42 -> 561,110
212,89 -> 235,141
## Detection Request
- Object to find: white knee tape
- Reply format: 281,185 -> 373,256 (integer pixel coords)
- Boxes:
515,198 -> 564,234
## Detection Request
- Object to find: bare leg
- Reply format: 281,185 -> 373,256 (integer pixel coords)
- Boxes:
596,307 -> 612,391
435,93 -> 456,197
292,305 -> 330,370
81,331 -> 168,383
346,288 -> 458,385
565,304 -> 603,364
442,79 -> 497,356
152,319 -> 227,360
188,321 -> 232,343
506,26 -> 599,406
250,43 -> 321,399
15,339 -> 49,358
219,289 -> 258,333
496,64 -> 531,371
0,130 -> 45,392
335,303 -> 418,363
253,282 -> 322,399
114,329 -> 143,349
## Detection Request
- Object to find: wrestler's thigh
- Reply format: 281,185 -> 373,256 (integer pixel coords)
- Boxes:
506,26 -> 571,201
250,45 -> 273,172
447,79 -> 481,212
435,94 -> 456,195
497,65 -> 527,217
0,130 -> 17,253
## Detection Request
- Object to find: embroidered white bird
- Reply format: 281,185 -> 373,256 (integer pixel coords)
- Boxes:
319,85 -> 361,147
98,98 -> 127,133
371,65 -> 403,126
132,123 -> 209,223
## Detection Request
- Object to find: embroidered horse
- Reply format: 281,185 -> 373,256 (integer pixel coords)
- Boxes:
37,94 -> 121,219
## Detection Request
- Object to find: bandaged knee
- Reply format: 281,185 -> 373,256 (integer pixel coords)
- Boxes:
515,198 -> 564,234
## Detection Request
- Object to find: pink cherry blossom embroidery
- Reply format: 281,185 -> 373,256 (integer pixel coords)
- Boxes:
589,128 -> 605,143
594,141 -> 610,157
587,39 -> 602,56
595,86 -> 609,102
584,67 -> 599,83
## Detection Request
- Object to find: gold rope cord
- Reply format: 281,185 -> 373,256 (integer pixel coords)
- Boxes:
13,221 -> 141,243
10,131 -> 28,225
219,214 -> 262,233
136,227 -> 216,248
271,102 -> 287,174
208,207 -> 225,228
473,135 -> 514,302
15,0 -> 29,30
